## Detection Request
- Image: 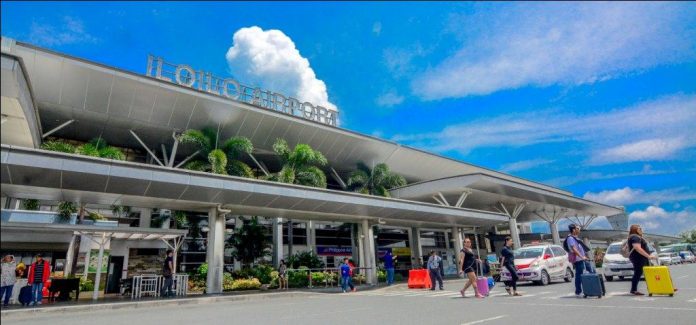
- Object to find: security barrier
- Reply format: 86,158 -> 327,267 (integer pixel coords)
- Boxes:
131,273 -> 188,299
407,269 -> 432,289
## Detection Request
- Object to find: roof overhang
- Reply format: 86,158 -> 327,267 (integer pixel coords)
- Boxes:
1,51 -> 42,148
0,221 -> 187,241
1,145 -> 508,228
390,174 -> 622,222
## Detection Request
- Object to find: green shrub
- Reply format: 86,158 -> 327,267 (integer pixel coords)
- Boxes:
231,278 -> 261,290
230,268 -> 255,280
222,273 -> 235,291
197,263 -> 208,279
252,264 -> 274,284
188,278 -> 206,292
87,211 -> 106,221
288,269 -> 309,288
79,278 -> 94,292
23,199 -> 39,211
287,251 -> 325,269
377,269 -> 386,282
394,273 -> 404,282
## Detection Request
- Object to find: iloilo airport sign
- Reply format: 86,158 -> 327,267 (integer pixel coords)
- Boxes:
146,55 -> 338,127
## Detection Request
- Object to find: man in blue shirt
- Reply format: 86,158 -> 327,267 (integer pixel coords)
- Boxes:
566,224 -> 590,297
340,258 -> 351,293
383,250 -> 397,285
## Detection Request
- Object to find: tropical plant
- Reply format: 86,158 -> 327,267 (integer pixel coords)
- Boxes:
110,205 -> 131,218
41,140 -> 77,153
76,138 -> 125,160
23,199 -> 40,211
268,138 -> 327,188
230,278 -> 261,290
177,127 -> 254,177
173,211 -> 188,229
680,229 -> 696,243
227,216 -> 272,267
87,211 -> 106,221
347,162 -> 407,197
57,201 -> 77,222
286,251 -> 325,269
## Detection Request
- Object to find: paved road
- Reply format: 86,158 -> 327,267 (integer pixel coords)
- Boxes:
7,263 -> 696,325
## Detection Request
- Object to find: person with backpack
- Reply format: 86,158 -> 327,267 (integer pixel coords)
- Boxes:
625,224 -> 657,295
499,237 -> 521,296
427,251 -> 443,290
564,224 -> 592,298
458,237 -> 484,298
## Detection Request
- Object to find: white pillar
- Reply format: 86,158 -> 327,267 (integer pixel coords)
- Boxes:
357,222 -> 365,271
410,227 -> 423,268
206,207 -> 224,294
550,221 -> 561,245
139,208 -> 152,228
64,234 -> 77,277
307,220 -> 316,252
233,217 -> 242,271
452,227 -> 463,256
362,219 -> 376,285
509,217 -> 521,249
92,233 -> 107,300
272,218 -> 283,267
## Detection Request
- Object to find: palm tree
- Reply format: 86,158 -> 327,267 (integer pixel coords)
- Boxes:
227,216 -> 271,267
347,162 -> 406,197
269,138 -> 327,188
178,127 -> 254,177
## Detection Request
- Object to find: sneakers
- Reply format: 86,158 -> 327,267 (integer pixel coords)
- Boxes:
352,288 -> 357,292
439,287 -> 444,290
505,287 -> 512,296
631,291 -> 645,296
575,294 -> 583,298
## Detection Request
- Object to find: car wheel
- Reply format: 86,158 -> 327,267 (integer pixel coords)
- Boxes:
605,276 -> 614,282
540,270 -> 550,286
564,268 -> 573,282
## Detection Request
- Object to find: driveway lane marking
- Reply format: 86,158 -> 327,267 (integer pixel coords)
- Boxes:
460,315 -> 507,325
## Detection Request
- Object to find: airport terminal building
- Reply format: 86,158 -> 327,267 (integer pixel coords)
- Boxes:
2,36 -> 666,295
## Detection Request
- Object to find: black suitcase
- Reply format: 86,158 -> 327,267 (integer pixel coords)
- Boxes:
18,285 -> 33,305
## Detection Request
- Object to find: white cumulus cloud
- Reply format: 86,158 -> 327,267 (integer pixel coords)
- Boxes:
583,187 -> 696,206
376,91 -> 405,107
593,138 -> 687,164
413,2 -> 696,99
29,16 -> 98,47
225,26 -> 337,111
626,205 -> 696,235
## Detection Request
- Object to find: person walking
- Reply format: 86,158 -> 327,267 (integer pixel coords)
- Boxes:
626,224 -> 657,295
427,251 -> 444,290
27,254 -> 50,306
458,238 -> 484,298
499,237 -> 521,296
340,258 -> 351,293
1,255 -> 17,307
383,250 -> 397,285
161,250 -> 174,297
565,224 -> 591,298
278,259 -> 288,290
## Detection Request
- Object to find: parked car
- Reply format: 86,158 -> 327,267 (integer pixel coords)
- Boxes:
679,251 -> 696,263
500,244 -> 573,286
671,253 -> 683,265
602,242 -> 659,281
658,252 -> 679,265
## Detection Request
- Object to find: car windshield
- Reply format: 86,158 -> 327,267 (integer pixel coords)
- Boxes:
606,245 -> 622,254
515,248 -> 544,259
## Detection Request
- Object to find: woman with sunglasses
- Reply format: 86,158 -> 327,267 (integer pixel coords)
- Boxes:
458,237 -> 484,298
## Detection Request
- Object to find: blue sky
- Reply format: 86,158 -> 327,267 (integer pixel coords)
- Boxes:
2,2 -> 695,236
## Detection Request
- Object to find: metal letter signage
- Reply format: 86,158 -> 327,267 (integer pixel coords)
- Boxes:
146,55 -> 338,127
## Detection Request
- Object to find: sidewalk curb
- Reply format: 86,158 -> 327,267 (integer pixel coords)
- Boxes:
0,291 -> 315,318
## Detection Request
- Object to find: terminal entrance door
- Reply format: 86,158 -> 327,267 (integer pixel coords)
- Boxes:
105,256 -> 124,294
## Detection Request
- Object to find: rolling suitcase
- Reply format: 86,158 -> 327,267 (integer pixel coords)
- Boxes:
581,273 -> 605,298
476,277 -> 490,296
643,266 -> 675,297
18,285 -> 33,306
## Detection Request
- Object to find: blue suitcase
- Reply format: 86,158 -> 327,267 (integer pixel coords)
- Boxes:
581,273 -> 605,298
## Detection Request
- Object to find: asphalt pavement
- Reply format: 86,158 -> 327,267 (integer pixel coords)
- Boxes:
4,263 -> 695,325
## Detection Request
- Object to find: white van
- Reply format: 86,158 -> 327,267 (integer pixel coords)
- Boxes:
602,241 -> 658,281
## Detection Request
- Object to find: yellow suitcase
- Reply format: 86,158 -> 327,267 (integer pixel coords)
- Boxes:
643,266 -> 675,297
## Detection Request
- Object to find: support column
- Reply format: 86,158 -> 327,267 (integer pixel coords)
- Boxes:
452,227 -> 463,256
550,221 -> 560,245
362,219 -> 376,285
205,207 -> 225,294
495,202 -> 527,249
272,218 -> 283,267
356,222 -> 365,271
233,217 -> 242,271
139,208 -> 152,229
64,234 -> 77,277
92,233 -> 109,301
307,220 -> 316,252
409,227 -> 423,268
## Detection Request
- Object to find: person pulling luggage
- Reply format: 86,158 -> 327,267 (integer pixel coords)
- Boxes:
564,224 -> 592,298
427,251 -> 444,290
499,237 -> 521,296
625,224 -> 657,295
458,237 -> 484,298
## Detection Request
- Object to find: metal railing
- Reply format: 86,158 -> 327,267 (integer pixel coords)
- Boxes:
131,273 -> 188,299
285,267 -> 377,288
